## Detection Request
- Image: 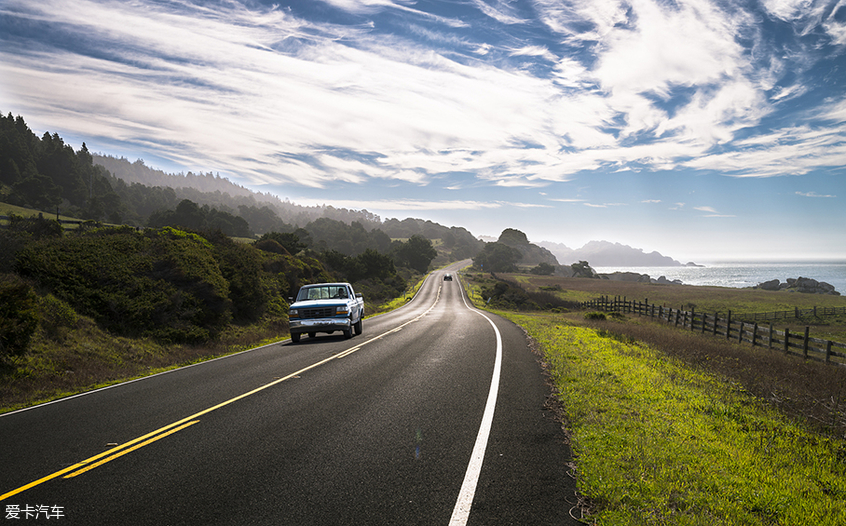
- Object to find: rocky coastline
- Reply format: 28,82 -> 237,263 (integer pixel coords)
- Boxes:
598,271 -> 684,285
595,273 -> 840,294
560,262 -> 840,295
753,277 -> 840,296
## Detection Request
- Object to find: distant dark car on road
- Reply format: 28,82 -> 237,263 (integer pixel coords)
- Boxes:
443,273 -> 453,281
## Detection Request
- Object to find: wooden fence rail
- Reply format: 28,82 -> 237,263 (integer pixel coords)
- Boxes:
581,296 -> 846,367
735,306 -> 846,321
0,215 -> 99,229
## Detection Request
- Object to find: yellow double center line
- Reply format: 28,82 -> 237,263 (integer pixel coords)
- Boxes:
0,285 -> 442,502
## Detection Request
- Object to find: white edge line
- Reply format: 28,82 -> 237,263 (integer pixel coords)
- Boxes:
449,274 -> 503,525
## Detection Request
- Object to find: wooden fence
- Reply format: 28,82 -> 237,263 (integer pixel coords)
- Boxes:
582,296 -> 846,367
734,306 -> 846,321
0,215 -> 99,230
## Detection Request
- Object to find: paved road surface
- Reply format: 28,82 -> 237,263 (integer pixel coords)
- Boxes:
1,262 -> 580,525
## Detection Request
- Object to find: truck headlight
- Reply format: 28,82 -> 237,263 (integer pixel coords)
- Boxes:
335,306 -> 349,315
289,309 -> 299,318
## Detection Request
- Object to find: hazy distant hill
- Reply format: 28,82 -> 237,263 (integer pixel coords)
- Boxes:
538,240 -> 685,267
497,228 -> 560,266
93,155 -> 484,262
93,154 -> 382,228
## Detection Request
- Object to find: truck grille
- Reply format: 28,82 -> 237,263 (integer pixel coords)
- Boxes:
301,307 -> 336,319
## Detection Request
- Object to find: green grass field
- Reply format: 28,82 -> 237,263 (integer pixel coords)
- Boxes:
1,202 -> 67,221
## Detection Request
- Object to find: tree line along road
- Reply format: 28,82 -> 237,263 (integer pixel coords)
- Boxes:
0,261 -> 580,525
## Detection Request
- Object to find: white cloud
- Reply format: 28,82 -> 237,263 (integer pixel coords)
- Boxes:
684,121 -> 846,176
509,45 -> 558,62
796,191 -> 837,197
584,202 -> 624,208
694,205 -> 735,217
470,0 -> 527,24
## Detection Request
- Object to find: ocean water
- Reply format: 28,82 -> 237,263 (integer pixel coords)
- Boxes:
593,261 -> 846,295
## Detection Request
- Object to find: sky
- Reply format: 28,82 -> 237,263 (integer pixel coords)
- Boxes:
1,0 -> 845,262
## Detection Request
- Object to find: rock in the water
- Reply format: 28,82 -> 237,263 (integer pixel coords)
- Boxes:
755,277 -> 840,295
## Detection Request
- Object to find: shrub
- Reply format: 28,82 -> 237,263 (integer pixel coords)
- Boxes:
0,274 -> 39,358
254,239 -> 289,255
39,293 -> 79,341
584,311 -> 607,320
261,252 -> 334,300
205,231 -> 269,323
15,226 -> 231,343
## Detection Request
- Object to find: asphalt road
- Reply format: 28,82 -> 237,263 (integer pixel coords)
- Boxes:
1,262 -> 580,525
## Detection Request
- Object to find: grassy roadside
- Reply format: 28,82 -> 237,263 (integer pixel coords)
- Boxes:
0,316 -> 289,415
462,274 -> 846,524
365,273 -> 426,318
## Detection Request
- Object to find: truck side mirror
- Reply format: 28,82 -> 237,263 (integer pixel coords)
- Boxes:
356,293 -> 362,298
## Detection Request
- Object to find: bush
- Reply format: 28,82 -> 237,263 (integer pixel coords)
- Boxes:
15,226 -> 231,343
39,293 -> 79,341
584,311 -> 607,320
205,231 -> 269,323
0,274 -> 39,358
530,262 -> 556,275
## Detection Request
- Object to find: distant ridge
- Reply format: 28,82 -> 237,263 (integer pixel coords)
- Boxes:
538,240 -> 687,267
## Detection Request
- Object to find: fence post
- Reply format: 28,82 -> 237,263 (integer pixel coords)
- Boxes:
702,312 -> 707,334
826,341 -> 832,363
738,321 -> 744,343
784,328 -> 790,354
713,313 -> 718,336
691,307 -> 696,331
768,322 -> 773,349
726,311 -> 732,339
804,327 -> 810,359
752,323 -> 758,347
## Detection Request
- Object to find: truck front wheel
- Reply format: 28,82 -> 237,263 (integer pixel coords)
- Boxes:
291,333 -> 301,343
354,319 -> 362,335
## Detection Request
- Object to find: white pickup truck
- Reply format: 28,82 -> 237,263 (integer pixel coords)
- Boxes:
288,282 -> 364,343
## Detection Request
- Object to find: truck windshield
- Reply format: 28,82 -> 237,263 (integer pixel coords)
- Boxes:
297,286 -> 348,301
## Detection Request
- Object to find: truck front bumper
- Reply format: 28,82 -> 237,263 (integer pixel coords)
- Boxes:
290,318 -> 351,334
